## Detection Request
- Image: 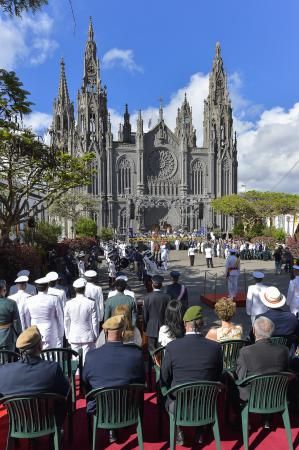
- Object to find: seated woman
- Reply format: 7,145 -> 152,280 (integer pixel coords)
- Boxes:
158,299 -> 185,347
96,303 -> 142,348
206,297 -> 243,342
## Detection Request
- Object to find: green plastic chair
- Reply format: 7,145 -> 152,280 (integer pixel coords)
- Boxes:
86,384 -> 145,450
0,393 -> 66,450
0,350 -> 20,365
270,336 -> 289,346
151,346 -> 165,383
221,339 -> 249,372
163,381 -> 224,450
151,346 -> 166,436
236,372 -> 295,450
41,347 -> 81,411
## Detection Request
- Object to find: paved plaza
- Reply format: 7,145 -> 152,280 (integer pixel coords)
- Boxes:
99,250 -> 292,338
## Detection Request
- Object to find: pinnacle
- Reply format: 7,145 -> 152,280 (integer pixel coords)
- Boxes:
88,16 -> 94,41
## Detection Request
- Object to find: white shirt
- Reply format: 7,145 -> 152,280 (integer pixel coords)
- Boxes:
22,292 -> 64,348
246,283 -> 268,316
205,247 -> 213,258
287,276 -> 299,315
84,282 -> 104,322
9,283 -> 37,296
48,286 -> 67,310
8,290 -> 32,330
64,293 -> 98,344
188,248 -> 195,256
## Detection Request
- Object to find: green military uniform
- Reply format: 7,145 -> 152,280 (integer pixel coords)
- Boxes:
104,293 -> 137,326
0,297 -> 22,351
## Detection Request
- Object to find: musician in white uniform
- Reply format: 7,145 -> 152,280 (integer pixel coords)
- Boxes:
21,277 -> 64,349
8,275 -> 32,330
246,271 -> 268,324
287,265 -> 299,316
64,278 -> 98,363
84,270 -> 104,324
9,269 -> 37,296
225,249 -> 240,299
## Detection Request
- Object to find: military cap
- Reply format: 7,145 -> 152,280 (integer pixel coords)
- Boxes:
73,278 -> 87,288
16,326 -> 41,350
152,274 -> 164,284
46,271 -> 59,282
84,270 -> 97,278
252,271 -> 264,279
15,275 -> 29,283
170,270 -> 180,279
102,315 -> 124,330
35,277 -> 49,285
183,305 -> 203,322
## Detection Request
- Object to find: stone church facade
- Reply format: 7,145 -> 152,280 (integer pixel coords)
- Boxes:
51,19 -> 238,234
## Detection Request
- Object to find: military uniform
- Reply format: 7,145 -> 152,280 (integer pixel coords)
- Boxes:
104,292 -> 137,326
0,297 -> 22,351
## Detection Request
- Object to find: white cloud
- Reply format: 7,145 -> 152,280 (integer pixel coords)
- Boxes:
23,111 -> 52,137
109,71 -> 299,194
0,12 -> 58,69
103,48 -> 143,73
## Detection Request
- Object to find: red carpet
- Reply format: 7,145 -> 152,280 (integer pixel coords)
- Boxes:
1,385 -> 299,449
201,293 -> 246,308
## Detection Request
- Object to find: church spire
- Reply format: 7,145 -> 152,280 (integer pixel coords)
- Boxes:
58,58 -> 70,105
83,16 -> 100,91
88,16 -> 94,41
123,104 -> 131,143
209,41 -> 229,106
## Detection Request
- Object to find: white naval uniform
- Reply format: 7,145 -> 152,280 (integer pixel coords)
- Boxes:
160,245 -> 169,270
246,283 -> 268,324
47,286 -> 67,346
8,290 -> 32,330
84,282 -> 104,323
287,276 -> 299,316
225,255 -> 240,298
64,293 -> 98,363
9,283 -> 37,297
22,292 -> 64,349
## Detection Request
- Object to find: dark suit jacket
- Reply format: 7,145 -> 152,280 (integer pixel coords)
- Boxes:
0,356 -> 70,397
83,342 -> 145,413
255,309 -> 299,337
236,338 -> 289,400
166,283 -> 188,311
161,334 -> 223,390
143,290 -> 171,338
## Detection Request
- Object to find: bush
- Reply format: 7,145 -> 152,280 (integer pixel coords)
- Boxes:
0,244 -> 44,285
24,221 -> 62,250
99,227 -> 114,241
286,237 -> 299,258
75,218 -> 97,237
55,237 -> 98,256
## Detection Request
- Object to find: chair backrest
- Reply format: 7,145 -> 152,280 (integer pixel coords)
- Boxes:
170,381 -> 224,427
270,336 -> 289,347
244,372 -> 295,414
0,350 -> 20,365
221,340 -> 249,371
0,393 -> 65,438
151,346 -> 165,368
41,348 -> 75,378
86,384 -> 145,429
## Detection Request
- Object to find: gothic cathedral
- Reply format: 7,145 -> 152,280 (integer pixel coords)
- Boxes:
51,19 -> 238,234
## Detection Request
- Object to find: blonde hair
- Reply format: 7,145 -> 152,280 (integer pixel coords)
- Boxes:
214,297 -> 236,322
112,304 -> 134,341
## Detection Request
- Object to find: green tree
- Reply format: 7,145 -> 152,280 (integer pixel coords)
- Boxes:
99,227 -> 114,241
0,70 -> 94,240
25,220 -> 62,249
75,217 -> 97,237
0,0 -> 47,16
212,194 -> 258,233
49,191 -> 98,226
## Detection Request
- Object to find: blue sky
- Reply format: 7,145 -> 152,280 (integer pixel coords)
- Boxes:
0,0 -> 299,192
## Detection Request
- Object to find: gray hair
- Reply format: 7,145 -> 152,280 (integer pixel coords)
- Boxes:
254,316 -> 275,339
0,280 -> 6,289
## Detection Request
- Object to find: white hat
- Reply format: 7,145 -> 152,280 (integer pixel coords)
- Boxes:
116,275 -> 128,282
261,286 -> 286,309
252,271 -> 264,279
46,271 -> 59,282
293,265 -> 299,271
84,270 -> 97,278
35,277 -> 49,285
14,275 -> 29,283
73,278 -> 87,288
17,270 -> 30,277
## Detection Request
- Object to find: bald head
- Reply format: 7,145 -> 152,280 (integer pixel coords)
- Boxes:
253,316 -> 275,340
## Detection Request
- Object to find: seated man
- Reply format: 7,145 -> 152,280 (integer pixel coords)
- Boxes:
0,326 -> 70,425
236,316 -> 289,401
83,315 -> 145,443
160,306 -> 223,446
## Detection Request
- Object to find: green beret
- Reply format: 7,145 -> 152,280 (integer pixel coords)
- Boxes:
183,306 -> 203,322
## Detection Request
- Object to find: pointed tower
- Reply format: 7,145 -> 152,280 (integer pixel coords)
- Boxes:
122,104 -> 131,143
136,110 -> 144,196
51,58 -> 74,151
203,42 -> 237,230
175,93 -> 197,147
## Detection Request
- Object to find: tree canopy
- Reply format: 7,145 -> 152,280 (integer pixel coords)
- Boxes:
49,191 -> 98,224
0,0 -> 47,16
212,190 -> 299,234
0,70 -> 94,239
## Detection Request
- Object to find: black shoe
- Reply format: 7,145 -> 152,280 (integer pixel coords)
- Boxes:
108,430 -> 117,444
176,429 -> 184,446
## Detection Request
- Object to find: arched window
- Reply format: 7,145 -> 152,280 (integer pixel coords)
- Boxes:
56,116 -> 61,131
118,158 -> 131,195
120,208 -> 127,234
191,160 -> 204,195
222,159 -> 230,195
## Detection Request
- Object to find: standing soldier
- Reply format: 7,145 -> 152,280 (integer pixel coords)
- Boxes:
9,269 -> 37,296
8,275 -> 32,330
0,280 -> 22,351
246,271 -> 268,324
225,249 -> 240,300
166,271 -> 188,312
287,265 -> 299,316
84,270 -> 104,325
187,244 -> 196,267
64,278 -> 98,363
22,277 -> 64,349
